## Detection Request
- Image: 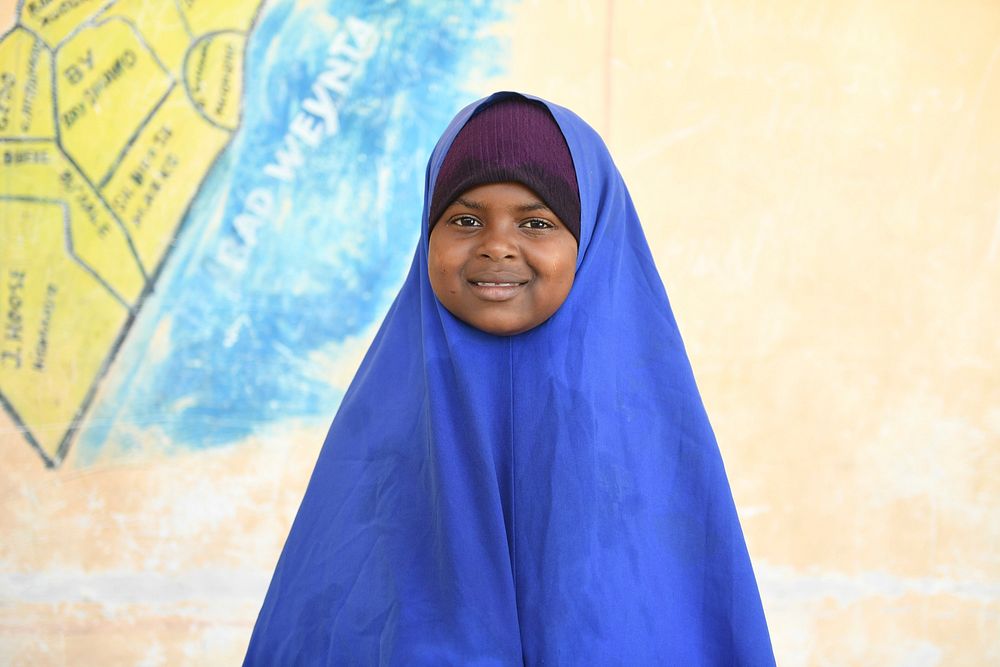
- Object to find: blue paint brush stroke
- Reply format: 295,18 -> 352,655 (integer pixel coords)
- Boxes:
77,0 -> 509,462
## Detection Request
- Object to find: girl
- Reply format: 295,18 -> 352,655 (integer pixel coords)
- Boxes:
244,92 -> 775,665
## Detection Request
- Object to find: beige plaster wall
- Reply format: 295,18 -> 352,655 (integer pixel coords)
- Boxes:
489,0 -> 1000,663
1,1 -> 997,665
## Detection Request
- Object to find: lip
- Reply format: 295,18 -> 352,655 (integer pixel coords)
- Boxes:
466,273 -> 529,302
468,271 -> 530,284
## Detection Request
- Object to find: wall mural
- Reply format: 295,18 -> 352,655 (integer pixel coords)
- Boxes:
0,0 -> 507,467
6,1 -> 996,664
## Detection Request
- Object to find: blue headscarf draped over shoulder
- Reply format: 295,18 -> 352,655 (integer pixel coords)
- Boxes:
244,92 -> 775,666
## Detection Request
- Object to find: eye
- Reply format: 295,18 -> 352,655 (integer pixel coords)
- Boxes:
519,218 -> 555,230
449,215 -> 482,227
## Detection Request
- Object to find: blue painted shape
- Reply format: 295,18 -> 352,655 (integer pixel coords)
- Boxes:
77,0 -> 509,462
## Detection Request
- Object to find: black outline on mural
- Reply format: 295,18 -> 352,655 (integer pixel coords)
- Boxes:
95,82 -> 177,190
173,0 -> 195,42
89,14 -> 177,189
0,196 -> 134,467
181,29 -> 248,132
52,17 -> 151,283
0,0 -> 267,466
11,0 -> 117,51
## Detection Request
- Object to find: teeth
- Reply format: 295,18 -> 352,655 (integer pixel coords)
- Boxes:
476,282 -> 518,286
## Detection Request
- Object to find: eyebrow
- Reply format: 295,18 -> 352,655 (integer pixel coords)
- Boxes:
453,196 -> 552,213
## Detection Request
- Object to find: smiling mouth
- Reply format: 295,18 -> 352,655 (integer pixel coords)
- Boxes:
467,279 -> 528,301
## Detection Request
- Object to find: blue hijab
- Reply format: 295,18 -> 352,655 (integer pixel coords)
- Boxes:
244,92 -> 775,665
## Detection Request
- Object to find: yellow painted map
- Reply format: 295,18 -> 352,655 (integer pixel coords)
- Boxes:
0,0 -> 263,465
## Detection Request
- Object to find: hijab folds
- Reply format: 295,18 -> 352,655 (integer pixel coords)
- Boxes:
244,92 -> 775,665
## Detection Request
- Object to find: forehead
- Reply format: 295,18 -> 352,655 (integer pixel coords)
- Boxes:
449,182 -> 553,212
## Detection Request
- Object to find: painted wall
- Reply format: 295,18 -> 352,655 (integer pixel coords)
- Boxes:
1,0 -> 997,664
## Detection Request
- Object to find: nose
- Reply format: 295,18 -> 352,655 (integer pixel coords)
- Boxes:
477,223 -> 518,261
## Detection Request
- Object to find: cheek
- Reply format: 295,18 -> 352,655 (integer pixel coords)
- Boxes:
536,252 -> 577,312
555,272 -> 575,306
428,247 -> 462,297
554,254 -> 578,307
551,248 -> 578,291
427,246 -> 448,277
433,258 -> 456,287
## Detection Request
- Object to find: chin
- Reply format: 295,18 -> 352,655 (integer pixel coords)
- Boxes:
477,323 -> 530,336
469,316 -> 536,336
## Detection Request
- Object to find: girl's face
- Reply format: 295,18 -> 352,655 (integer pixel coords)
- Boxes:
428,181 -> 578,336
